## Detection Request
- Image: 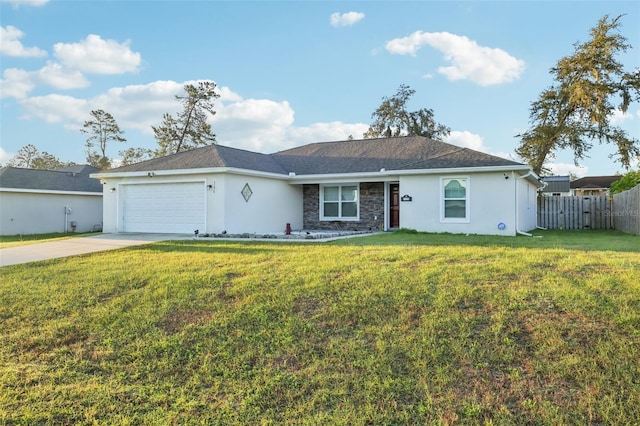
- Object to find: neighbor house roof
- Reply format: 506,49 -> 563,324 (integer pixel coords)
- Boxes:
109,144 -> 288,175
100,136 -> 527,176
0,165 -> 103,192
570,175 -> 621,190
55,164 -> 102,175
540,175 -> 570,193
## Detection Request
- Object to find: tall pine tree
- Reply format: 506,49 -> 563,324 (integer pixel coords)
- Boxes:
152,81 -> 219,156
81,110 -> 126,169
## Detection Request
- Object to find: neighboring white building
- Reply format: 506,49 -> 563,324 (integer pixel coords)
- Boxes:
539,175 -> 571,196
92,136 -> 543,237
0,165 -> 103,236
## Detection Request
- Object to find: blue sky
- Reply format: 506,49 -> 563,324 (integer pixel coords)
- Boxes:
1,0 -> 639,177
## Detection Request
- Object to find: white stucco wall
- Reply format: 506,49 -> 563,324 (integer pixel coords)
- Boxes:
100,181 -> 118,233
397,172 -> 520,236
99,171 -> 302,235
222,174 -> 302,234
0,190 -> 103,235
517,176 -> 538,232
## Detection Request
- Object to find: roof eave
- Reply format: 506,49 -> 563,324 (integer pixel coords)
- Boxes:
0,188 -> 103,196
288,164 -> 533,184
91,164 -> 535,184
91,167 -> 289,180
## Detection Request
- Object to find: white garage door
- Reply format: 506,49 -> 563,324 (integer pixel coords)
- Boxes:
122,182 -> 206,233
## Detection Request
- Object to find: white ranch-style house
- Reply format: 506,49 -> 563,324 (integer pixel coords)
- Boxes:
92,136 -> 543,237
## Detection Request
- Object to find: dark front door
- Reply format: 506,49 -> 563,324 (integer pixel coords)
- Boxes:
390,183 -> 400,228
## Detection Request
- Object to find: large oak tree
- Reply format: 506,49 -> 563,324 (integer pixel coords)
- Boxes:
516,15 -> 640,175
364,84 -> 450,140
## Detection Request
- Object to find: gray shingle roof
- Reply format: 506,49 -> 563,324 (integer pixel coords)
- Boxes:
108,144 -> 288,174
55,164 -> 100,174
101,136 -> 525,176
0,165 -> 103,192
273,136 -> 523,174
570,175 -> 621,190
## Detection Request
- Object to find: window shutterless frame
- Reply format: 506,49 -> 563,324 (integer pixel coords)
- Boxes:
441,177 -> 470,223
320,184 -> 359,221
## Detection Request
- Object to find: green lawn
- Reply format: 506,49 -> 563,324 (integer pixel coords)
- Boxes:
1,231 -> 638,424
0,232 -> 95,248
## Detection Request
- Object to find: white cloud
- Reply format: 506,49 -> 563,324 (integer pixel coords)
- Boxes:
214,98 -> 295,152
330,11 -> 365,27
444,130 -> 486,152
610,108 -> 634,125
0,0 -> 49,7
0,147 -> 14,165
14,79 -> 370,155
217,85 -> 243,103
18,80 -> 220,137
219,98 -> 293,124
0,25 -> 47,57
214,90 -> 369,152
36,62 -> 90,89
19,94 -> 88,123
53,34 -> 141,74
88,80 -> 363,153
385,31 -> 525,86
444,130 -> 519,162
1,33 -> 140,98
385,31 -> 428,56
93,81 -> 185,124
0,68 -> 34,99
0,62 -> 89,99
2,34 -> 142,98
547,162 -> 588,178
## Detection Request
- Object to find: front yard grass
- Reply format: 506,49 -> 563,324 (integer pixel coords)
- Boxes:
0,232 -> 95,248
0,231 -> 638,424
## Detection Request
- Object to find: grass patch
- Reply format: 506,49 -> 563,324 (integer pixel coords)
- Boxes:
0,232 -> 95,248
337,229 -> 639,252
1,232 -> 639,424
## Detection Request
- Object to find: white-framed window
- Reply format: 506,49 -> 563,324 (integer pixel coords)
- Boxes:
441,177 -> 470,222
320,184 -> 359,220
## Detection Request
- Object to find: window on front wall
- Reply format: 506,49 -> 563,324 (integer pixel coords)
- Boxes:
442,177 -> 469,222
321,184 -> 358,220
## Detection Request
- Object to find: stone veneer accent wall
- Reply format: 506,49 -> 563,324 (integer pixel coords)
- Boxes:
303,182 -> 385,230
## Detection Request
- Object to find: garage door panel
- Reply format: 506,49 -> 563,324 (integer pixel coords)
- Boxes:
122,183 -> 205,233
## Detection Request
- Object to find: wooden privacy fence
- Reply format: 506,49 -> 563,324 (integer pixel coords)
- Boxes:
612,185 -> 640,236
538,195 -> 612,230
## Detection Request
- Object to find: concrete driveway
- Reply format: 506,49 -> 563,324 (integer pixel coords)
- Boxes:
0,233 -> 189,267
